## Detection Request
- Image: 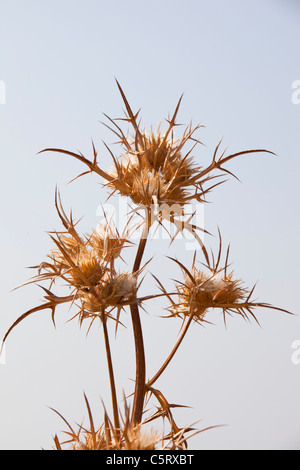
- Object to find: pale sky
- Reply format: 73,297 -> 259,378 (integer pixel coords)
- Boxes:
1,0 -> 300,450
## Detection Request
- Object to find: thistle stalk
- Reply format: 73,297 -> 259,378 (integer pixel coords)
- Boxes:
147,312 -> 194,388
100,310 -> 120,437
129,302 -> 146,425
130,213 -> 150,425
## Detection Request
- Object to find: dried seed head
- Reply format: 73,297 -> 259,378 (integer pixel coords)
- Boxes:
2,192 -> 141,343
123,425 -> 158,450
52,392 -> 208,451
88,222 -> 129,263
44,199 -> 132,293
53,395 -> 161,451
107,128 -> 200,210
49,234 -> 81,269
39,81 -> 275,242
168,233 -> 292,325
82,272 -> 137,313
71,250 -> 106,288
70,427 -> 108,451
47,231 -> 107,290
102,272 -> 137,304
62,423 -> 158,451
173,268 -> 247,322
59,234 -> 81,256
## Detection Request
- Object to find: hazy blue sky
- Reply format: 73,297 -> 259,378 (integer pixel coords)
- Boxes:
1,0 -> 300,450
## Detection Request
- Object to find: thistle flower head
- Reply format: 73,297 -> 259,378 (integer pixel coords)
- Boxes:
71,249 -> 107,288
168,232 -> 291,325
107,123 -> 199,210
39,79 -> 275,237
87,219 -> 131,263
52,394 -> 160,451
60,421 -> 159,451
2,192 -> 143,344
39,205 -> 139,324
82,271 -> 138,314
53,394 -> 198,451
173,266 -> 248,323
122,425 -> 158,451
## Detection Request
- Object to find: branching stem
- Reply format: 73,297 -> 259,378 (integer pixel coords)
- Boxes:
130,213 -> 150,425
101,311 -> 120,437
147,312 -> 194,388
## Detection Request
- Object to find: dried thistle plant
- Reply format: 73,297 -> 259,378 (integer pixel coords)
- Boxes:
2,80 -> 292,450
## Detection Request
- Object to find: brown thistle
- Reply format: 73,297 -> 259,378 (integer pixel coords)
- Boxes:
52,394 -> 161,450
38,79 -> 275,233
4,81 -> 293,450
145,235 -> 292,392
87,224 -> 128,264
52,393 -> 216,451
168,232 -> 292,326
2,192 -> 143,344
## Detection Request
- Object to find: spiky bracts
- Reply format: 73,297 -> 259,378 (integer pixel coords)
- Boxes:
2,190 -> 139,344
169,230 -> 288,325
53,395 -> 161,451
39,80 -> 275,227
53,393 -> 216,451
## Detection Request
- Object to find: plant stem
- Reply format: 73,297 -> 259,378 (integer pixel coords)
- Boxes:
130,302 -> 146,425
147,312 -> 194,388
130,215 -> 149,425
101,312 -> 120,436
133,234 -> 148,274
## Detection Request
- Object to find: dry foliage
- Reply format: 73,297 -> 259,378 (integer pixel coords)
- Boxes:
2,80 -> 292,450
